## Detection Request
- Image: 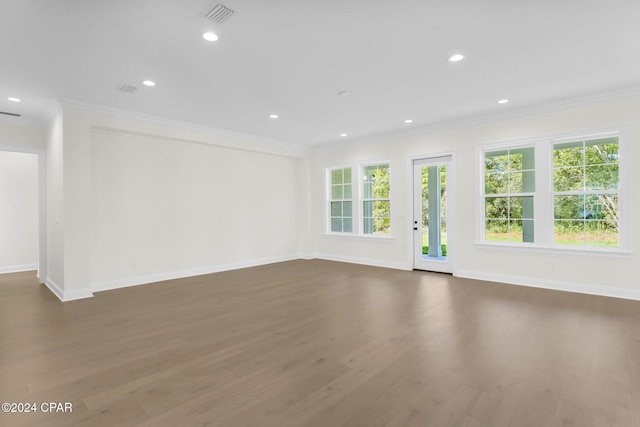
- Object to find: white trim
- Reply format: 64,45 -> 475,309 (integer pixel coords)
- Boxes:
410,152 -> 457,274
456,269 -> 640,301
314,253 -> 411,271
92,254 -> 301,293
0,264 -> 38,274
477,128 -> 627,252
44,277 -> 94,302
474,242 -> 632,257
323,233 -> 394,241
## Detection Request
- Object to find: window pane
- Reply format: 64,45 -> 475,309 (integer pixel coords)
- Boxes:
363,182 -> 372,198
522,219 -> 534,243
343,184 -> 352,199
508,220 -> 524,242
553,167 -> 583,192
512,147 -> 535,170
521,170 -> 535,192
363,166 -> 376,180
343,218 -> 353,233
485,172 -> 508,194
331,185 -> 343,199
363,218 -> 372,234
343,201 -> 352,217
373,218 -> 390,235
588,193 -> 618,221
585,164 -> 618,190
554,220 -> 584,245
585,220 -> 617,246
330,202 -> 342,217
585,138 -> 618,165
331,218 -> 343,232
331,169 -> 343,185
554,195 -> 583,220
485,151 -> 509,173
485,219 -> 508,241
372,183 -> 390,198
343,167 -> 352,182
509,197 -> 523,219
554,142 -> 584,167
363,201 -> 373,217
521,196 -> 534,219
485,197 -> 508,219
509,172 -> 523,193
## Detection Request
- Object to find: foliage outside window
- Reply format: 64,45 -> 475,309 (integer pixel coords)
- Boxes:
553,136 -> 619,247
484,147 -> 535,243
421,165 -> 447,254
363,164 -> 391,235
329,167 -> 353,233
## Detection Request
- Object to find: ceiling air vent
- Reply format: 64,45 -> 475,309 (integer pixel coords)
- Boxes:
200,2 -> 236,24
117,84 -> 138,94
0,111 -> 20,117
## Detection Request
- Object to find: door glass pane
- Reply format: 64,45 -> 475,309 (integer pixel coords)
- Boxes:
421,165 -> 446,259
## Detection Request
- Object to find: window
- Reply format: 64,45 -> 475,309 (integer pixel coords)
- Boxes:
484,147 -> 535,243
553,136 -> 619,247
329,167 -> 353,233
326,162 -> 391,237
480,131 -> 623,251
363,163 -> 391,235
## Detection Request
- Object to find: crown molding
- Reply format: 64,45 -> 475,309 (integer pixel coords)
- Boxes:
56,99 -> 311,157
315,86 -> 640,150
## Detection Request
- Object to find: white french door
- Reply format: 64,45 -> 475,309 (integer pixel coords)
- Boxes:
413,155 -> 454,273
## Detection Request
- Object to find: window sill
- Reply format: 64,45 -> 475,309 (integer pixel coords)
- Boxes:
475,241 -> 632,257
324,233 -> 394,241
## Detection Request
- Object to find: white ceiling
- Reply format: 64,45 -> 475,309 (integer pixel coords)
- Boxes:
1,0 -> 639,146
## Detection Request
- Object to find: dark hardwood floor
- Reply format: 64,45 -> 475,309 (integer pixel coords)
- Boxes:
1,259 -> 639,426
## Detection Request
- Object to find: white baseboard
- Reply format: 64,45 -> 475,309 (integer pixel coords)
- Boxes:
456,269 -> 640,301
314,253 -> 412,271
92,254 -> 303,293
44,277 -> 94,302
0,263 -> 38,274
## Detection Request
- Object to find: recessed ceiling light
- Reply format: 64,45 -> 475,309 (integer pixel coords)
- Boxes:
338,91 -> 349,96
497,99 -> 509,104
404,119 -> 413,124
340,133 -> 348,137
203,32 -> 219,42
448,54 -> 464,62
269,114 -> 279,119
142,80 -> 156,87
8,97 -> 21,102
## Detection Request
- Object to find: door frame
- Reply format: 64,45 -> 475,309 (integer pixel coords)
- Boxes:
0,145 -> 47,281
408,152 -> 457,273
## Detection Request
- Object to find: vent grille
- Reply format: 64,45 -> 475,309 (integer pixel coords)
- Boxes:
117,84 -> 138,94
0,111 -> 20,117
201,2 -> 236,24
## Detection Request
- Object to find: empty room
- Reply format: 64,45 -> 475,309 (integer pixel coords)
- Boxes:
1,1 -> 639,426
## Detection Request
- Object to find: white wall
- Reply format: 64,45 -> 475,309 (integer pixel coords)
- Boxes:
0,121 -> 45,149
0,121 -> 45,275
0,151 -> 39,272
46,111 -> 65,290
312,94 -> 640,298
90,127 -> 302,287
41,105 -> 310,297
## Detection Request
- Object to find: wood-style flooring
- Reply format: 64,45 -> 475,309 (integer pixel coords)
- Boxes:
1,259 -> 639,426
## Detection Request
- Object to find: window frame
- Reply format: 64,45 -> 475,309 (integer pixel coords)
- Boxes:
361,162 -> 391,236
326,165 -> 355,235
325,161 -> 392,238
483,144 -> 537,244
477,129 -> 628,254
